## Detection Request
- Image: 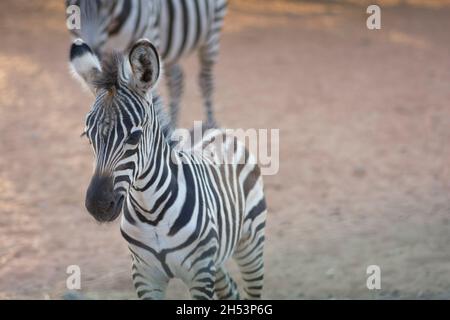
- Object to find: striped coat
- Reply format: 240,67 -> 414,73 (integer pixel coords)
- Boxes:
69,38 -> 267,299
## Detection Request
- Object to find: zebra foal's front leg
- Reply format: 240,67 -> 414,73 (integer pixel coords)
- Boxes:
215,267 -> 240,300
130,256 -> 169,300
186,260 -> 216,300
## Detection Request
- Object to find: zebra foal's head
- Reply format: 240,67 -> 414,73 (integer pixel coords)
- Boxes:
70,38 -> 161,222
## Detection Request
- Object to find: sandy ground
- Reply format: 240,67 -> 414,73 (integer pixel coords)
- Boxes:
1,0 -> 450,299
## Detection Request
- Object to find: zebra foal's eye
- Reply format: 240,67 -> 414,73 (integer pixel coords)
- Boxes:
126,130 -> 142,145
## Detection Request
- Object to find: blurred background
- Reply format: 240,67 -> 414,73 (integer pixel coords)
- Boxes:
1,0 -> 450,299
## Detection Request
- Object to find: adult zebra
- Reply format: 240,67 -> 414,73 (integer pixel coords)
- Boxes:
69,38 -> 267,299
66,0 -> 228,127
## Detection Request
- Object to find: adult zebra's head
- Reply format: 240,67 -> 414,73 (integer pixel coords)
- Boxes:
70,38 -> 161,222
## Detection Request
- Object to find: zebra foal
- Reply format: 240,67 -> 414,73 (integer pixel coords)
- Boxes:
69,38 -> 266,299
66,0 -> 228,127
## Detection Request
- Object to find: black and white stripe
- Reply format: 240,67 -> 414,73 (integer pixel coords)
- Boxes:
70,39 -> 266,300
66,0 -> 228,127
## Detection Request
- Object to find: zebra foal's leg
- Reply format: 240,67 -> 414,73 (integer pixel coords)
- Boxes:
233,205 -> 267,299
215,267 -> 240,300
233,237 -> 265,300
187,260 -> 216,300
130,255 -> 169,300
165,63 -> 184,128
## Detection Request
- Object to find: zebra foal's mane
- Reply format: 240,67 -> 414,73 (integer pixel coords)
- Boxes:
92,51 -> 123,92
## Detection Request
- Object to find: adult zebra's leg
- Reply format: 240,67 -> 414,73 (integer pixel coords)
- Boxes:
199,8 -> 226,127
215,267 -> 240,300
130,256 -> 169,300
165,63 -> 184,128
198,0 -> 227,127
198,46 -> 217,127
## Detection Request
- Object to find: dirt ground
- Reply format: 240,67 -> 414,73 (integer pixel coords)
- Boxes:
1,0 -> 450,299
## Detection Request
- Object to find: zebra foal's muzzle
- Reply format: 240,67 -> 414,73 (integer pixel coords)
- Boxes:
85,173 -> 124,222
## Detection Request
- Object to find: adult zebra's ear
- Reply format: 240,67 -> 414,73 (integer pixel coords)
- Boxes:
129,39 -> 161,92
69,39 -> 101,94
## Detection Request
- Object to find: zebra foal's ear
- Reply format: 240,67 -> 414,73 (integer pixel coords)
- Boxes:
69,39 -> 101,94
128,39 -> 161,92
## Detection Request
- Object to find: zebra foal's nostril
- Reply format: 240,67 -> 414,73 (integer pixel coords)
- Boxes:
85,173 -> 115,217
